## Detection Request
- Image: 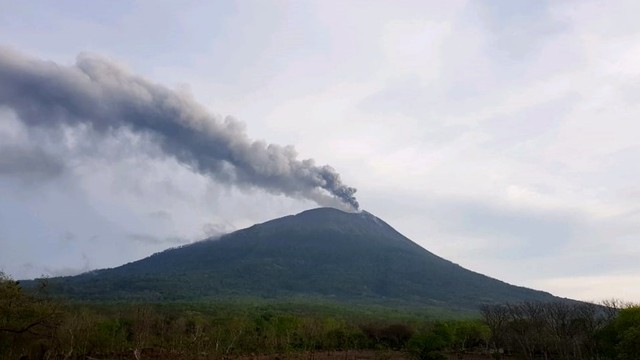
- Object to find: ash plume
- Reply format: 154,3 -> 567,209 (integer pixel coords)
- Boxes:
0,48 -> 359,210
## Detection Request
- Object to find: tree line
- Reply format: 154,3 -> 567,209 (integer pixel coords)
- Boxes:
1,272 -> 639,360
480,300 -> 640,360
1,272 -> 484,360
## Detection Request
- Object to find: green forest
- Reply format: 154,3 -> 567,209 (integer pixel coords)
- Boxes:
1,273 -> 639,360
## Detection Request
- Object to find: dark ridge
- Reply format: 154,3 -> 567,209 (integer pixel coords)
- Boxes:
33,207 -> 558,310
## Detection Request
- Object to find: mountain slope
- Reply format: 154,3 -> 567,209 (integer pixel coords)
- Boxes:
44,207 -> 557,308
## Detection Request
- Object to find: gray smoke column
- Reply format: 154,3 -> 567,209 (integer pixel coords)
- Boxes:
0,48 -> 359,210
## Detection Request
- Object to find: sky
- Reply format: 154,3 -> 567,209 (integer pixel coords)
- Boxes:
0,0 -> 639,303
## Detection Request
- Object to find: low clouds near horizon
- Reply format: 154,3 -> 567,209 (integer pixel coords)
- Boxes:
1,0 -> 640,302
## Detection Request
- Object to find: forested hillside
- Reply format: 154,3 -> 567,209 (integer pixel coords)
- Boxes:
36,208 -> 556,310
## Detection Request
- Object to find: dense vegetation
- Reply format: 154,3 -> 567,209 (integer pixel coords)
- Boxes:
3,272 -> 486,359
2,273 -> 640,360
480,300 -> 640,359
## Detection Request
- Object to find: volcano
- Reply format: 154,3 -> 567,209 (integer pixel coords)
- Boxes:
43,207 -> 557,309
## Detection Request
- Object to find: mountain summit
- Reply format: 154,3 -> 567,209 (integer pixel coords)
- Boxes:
45,207 -> 556,308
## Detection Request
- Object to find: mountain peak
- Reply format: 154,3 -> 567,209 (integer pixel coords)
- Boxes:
299,207 -> 389,225
40,206 -> 558,308
266,207 -> 400,241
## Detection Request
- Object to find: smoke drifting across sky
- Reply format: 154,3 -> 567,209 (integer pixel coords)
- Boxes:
0,48 -> 358,210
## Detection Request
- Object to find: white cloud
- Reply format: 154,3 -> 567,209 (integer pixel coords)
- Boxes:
534,274 -> 640,303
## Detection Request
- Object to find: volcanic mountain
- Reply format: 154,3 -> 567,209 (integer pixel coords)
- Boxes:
43,207 -> 556,309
